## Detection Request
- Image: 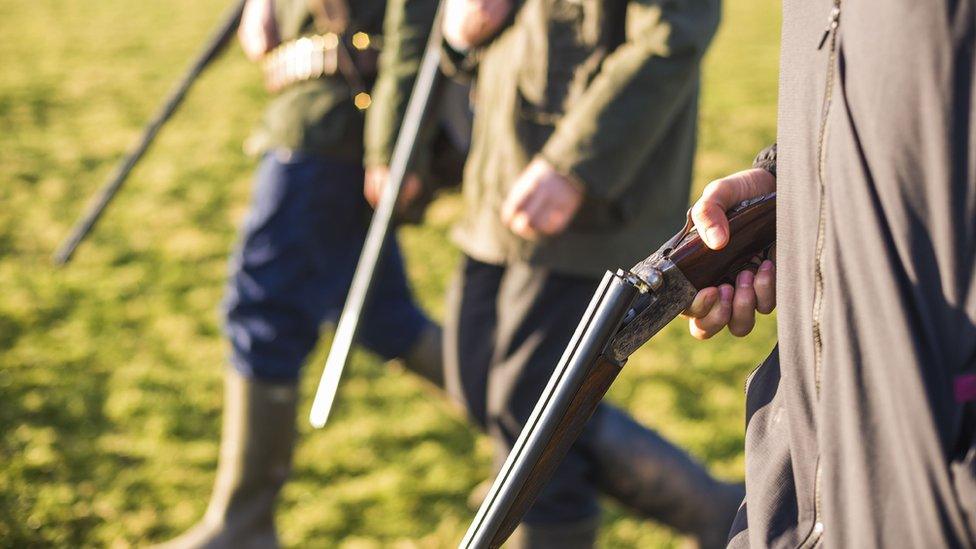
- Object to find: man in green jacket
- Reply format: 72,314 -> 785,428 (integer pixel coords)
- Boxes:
158,0 -> 444,546
375,0 -> 743,546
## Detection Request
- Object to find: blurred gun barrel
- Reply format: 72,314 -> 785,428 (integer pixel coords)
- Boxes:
52,0 -> 247,266
308,2 -> 446,429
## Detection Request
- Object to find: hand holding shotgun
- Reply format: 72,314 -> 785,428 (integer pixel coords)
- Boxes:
683,167 -> 777,340
460,172 -> 776,548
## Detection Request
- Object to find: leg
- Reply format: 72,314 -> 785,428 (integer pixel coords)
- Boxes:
355,233 -> 440,386
160,153 -> 395,548
486,262 -> 603,530
487,262 -> 743,548
225,154 -> 377,382
443,256 -> 505,429
590,406 -> 744,549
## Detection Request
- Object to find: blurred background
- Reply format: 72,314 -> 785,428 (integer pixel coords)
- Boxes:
0,0 -> 779,546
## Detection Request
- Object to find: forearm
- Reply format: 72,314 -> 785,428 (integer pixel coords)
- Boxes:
364,0 -> 438,167
541,0 -> 720,200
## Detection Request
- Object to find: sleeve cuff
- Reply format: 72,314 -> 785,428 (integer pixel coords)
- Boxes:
439,39 -> 480,81
752,143 -> 777,178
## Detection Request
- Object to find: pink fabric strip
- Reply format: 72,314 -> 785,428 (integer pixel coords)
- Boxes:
954,373 -> 976,403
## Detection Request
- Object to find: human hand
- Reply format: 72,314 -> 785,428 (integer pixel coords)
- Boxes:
364,165 -> 423,211
683,168 -> 776,339
442,0 -> 513,51
501,158 -> 584,240
238,0 -> 279,62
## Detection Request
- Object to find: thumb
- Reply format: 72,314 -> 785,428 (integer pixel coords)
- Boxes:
691,169 -> 775,249
691,193 -> 732,250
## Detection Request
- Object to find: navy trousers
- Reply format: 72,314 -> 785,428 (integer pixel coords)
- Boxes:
445,256 -> 605,525
223,151 -> 429,382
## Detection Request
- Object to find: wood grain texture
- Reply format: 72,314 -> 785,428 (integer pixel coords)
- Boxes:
669,194 -> 776,290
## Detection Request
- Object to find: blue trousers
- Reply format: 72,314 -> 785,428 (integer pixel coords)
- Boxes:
223,152 -> 429,382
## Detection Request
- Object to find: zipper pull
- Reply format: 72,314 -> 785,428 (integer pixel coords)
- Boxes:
817,4 -> 841,50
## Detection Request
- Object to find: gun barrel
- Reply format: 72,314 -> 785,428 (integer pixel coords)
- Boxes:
52,0 -> 247,266
308,6 -> 445,429
460,270 -> 639,548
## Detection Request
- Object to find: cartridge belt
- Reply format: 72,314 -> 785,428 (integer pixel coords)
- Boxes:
263,31 -> 379,107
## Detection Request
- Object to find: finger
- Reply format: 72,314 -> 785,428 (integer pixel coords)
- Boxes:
537,208 -> 571,236
398,174 -> 422,209
690,284 -> 733,339
366,172 -> 384,207
528,195 -> 563,235
501,180 -> 531,225
755,259 -> 776,314
364,175 -> 377,206
692,169 -> 776,250
508,211 -> 537,240
481,0 -> 511,23
518,186 -> 548,232
538,188 -> 582,236
691,182 -> 736,250
728,270 -> 758,337
682,287 -> 720,319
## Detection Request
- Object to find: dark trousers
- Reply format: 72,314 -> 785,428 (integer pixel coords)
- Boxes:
223,151 -> 429,382
445,256 -> 605,524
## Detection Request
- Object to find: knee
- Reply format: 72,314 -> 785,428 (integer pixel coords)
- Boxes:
224,305 -> 315,383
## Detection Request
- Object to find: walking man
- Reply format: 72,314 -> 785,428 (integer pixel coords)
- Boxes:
159,0 -> 442,545
384,0 -> 746,545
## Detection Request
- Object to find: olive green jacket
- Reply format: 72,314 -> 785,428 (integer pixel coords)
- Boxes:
448,0 -> 720,277
251,0 -> 435,163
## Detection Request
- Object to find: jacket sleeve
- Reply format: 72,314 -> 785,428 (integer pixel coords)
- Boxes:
539,0 -> 721,200
363,0 -> 439,168
752,143 -> 777,177
438,7 -> 518,82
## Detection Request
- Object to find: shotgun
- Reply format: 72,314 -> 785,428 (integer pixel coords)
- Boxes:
52,0 -> 247,266
460,192 -> 776,548
309,2 -> 446,428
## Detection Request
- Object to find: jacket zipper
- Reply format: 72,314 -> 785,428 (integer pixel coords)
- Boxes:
798,2 -> 841,547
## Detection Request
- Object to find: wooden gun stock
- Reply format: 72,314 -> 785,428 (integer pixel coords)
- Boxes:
668,193 -> 776,289
461,193 -> 776,549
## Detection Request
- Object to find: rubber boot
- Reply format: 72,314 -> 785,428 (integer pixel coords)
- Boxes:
591,405 -> 743,549
155,369 -> 298,549
508,515 -> 600,549
395,323 -> 445,389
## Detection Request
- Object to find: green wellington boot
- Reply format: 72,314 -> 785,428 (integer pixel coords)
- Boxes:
396,323 -> 445,388
488,406 -> 742,549
593,405 -> 743,549
156,370 -> 298,549
508,516 -> 600,549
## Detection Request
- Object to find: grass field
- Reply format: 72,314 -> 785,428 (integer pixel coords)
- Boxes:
0,1 -> 780,547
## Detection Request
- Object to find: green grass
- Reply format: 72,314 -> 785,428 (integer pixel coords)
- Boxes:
0,0 -> 780,546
